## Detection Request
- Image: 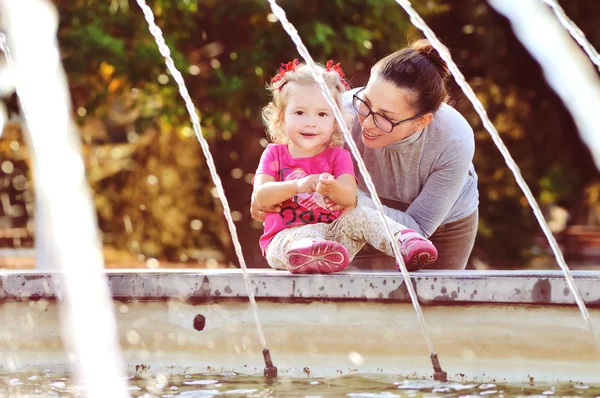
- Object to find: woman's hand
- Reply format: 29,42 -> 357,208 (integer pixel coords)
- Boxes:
341,202 -> 357,214
324,195 -> 357,214
250,193 -> 281,222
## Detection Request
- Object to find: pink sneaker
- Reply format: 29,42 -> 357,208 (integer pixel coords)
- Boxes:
285,240 -> 349,274
397,229 -> 438,271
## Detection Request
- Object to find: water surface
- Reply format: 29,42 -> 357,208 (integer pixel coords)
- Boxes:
1,371 -> 599,397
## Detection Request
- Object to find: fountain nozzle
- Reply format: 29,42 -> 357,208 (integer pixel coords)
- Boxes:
262,348 -> 278,378
430,352 -> 448,382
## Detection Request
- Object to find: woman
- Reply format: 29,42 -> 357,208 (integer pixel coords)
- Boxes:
251,39 -> 479,270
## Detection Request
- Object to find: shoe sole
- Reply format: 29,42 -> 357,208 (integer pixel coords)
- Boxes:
405,251 -> 437,271
401,242 -> 438,272
286,241 -> 349,274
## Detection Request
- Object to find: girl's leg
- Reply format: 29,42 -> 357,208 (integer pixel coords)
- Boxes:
265,224 -> 349,274
327,207 -> 437,270
265,227 -> 303,271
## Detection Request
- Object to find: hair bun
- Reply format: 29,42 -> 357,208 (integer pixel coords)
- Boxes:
411,39 -> 450,80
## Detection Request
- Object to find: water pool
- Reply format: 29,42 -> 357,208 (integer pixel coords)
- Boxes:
2,371 -> 600,397
3,270 -> 600,389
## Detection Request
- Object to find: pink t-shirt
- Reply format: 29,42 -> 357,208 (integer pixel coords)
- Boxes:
255,144 -> 357,253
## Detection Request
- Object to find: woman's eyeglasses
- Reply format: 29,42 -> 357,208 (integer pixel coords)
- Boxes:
352,88 -> 422,133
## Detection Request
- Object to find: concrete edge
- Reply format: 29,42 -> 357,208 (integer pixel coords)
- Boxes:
1,269 -> 599,305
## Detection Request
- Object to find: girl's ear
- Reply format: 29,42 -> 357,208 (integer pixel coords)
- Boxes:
414,113 -> 434,131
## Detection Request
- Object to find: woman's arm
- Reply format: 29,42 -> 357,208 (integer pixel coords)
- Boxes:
359,137 -> 474,238
250,191 -> 281,222
357,191 -> 422,230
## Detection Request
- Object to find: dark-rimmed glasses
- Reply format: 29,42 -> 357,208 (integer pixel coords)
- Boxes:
352,88 -> 422,133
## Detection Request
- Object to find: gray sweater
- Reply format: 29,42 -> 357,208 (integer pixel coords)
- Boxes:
343,90 -> 479,238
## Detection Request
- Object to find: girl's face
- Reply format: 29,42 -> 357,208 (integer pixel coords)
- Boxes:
356,74 -> 431,149
283,82 -> 336,158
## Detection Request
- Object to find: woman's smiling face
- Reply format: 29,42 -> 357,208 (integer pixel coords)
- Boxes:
356,74 -> 429,149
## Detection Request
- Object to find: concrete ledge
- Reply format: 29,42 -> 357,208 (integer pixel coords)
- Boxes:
1,269 -> 600,305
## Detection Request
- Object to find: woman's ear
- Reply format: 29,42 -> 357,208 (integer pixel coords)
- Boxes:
415,113 -> 434,131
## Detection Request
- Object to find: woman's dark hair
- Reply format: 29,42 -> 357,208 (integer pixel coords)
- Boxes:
372,39 -> 450,115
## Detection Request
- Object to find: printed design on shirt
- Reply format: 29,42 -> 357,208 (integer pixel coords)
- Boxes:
278,167 -> 336,226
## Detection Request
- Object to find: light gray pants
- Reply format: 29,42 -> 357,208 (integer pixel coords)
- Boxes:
265,207 -> 407,270
352,209 -> 478,270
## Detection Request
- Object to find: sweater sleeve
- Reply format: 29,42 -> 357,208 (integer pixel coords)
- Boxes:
357,190 -> 422,232
358,135 -> 475,238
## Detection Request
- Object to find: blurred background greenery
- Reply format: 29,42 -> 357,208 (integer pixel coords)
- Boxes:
1,0 -> 599,270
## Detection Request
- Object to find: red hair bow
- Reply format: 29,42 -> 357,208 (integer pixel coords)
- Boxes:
326,60 -> 350,89
271,58 -> 300,85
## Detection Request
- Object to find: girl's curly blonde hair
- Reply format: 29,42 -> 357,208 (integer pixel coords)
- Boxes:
261,61 -> 351,148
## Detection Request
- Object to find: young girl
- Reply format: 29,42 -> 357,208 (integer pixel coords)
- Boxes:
253,59 -> 438,274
